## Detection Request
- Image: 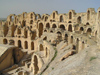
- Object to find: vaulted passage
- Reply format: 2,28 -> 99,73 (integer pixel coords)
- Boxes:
31,42 -> 34,50
18,40 -> 22,48
39,23 -> 43,37
68,25 -> 72,32
3,39 -> 7,44
34,55 -> 39,74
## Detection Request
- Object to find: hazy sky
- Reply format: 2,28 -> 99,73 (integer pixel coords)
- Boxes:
0,0 -> 100,18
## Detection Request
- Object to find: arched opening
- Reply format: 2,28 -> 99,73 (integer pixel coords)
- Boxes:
80,27 -> 84,34
22,20 -> 26,27
68,21 -> 72,23
82,41 -> 85,50
39,23 -> 43,37
50,30 -> 53,33
9,40 -> 15,45
53,13 -> 55,19
71,36 -> 73,43
46,23 -> 50,28
31,31 -> 36,40
69,12 -> 72,19
52,24 -> 57,28
3,39 -> 7,44
60,16 -> 63,22
86,22 -> 90,25
25,41 -> 28,49
44,30 -> 47,32
45,16 -> 48,21
65,34 -> 68,41
30,20 -> 33,24
72,45 -> 76,50
24,29 -> 27,38
40,44 -> 44,51
43,36 -> 47,40
87,28 -> 92,35
18,40 -> 22,48
31,42 -> 34,50
34,55 -> 39,74
30,13 -> 33,19
11,26 -> 15,37
17,28 -> 21,34
68,25 -> 72,32
60,25 -> 65,30
57,31 -> 62,40
77,16 -> 81,24
87,10 -> 90,20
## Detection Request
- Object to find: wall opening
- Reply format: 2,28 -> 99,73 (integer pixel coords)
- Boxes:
60,16 -> 63,22
87,28 -> 92,35
52,24 -> 57,28
34,55 -> 39,74
40,44 -> 44,51
17,28 -> 21,34
45,16 -> 48,21
86,22 -> 90,25
25,41 -> 28,49
69,12 -> 72,19
82,41 -> 85,50
60,25 -> 65,30
65,34 -> 68,41
53,13 -> 55,19
31,31 -> 36,40
57,31 -> 62,41
80,27 -> 84,34
24,29 -> 27,38
46,23 -> 50,28
30,20 -> 33,24
68,25 -> 72,32
87,10 -> 90,20
77,16 -> 81,24
71,36 -> 73,43
44,30 -> 47,32
31,42 -> 34,50
43,36 -> 47,40
18,40 -> 22,48
3,39 -> 7,44
39,23 -> 43,37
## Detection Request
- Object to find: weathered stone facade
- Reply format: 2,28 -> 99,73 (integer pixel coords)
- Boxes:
0,7 -> 100,75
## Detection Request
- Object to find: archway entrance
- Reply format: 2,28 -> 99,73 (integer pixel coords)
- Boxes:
18,40 -> 22,48
68,25 -> 72,32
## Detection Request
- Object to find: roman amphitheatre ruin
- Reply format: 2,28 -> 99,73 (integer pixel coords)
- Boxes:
0,7 -> 100,75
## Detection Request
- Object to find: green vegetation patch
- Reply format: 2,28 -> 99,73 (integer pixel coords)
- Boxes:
90,56 -> 97,61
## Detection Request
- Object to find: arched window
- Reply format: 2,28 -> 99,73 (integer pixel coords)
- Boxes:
45,16 -> 48,21
40,44 -> 44,51
69,12 -> 72,19
68,25 -> 72,32
25,41 -> 28,49
30,13 -> 33,19
24,29 -> 27,38
86,22 -> 90,25
80,27 -> 84,34
87,28 -> 92,35
71,36 -> 73,43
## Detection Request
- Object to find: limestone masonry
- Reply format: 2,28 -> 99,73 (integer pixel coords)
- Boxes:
0,7 -> 100,75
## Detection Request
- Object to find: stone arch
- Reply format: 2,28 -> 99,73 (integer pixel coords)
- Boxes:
31,42 -> 34,50
77,16 -> 81,24
60,15 -> 63,22
22,20 -> 26,27
68,25 -> 72,32
69,12 -> 72,19
68,21 -> 72,23
24,41 -> 28,49
57,31 -> 62,40
39,23 -> 43,37
3,39 -> 7,44
50,30 -> 53,33
43,36 -> 47,40
80,27 -> 84,34
30,13 -> 33,19
18,40 -> 22,48
31,31 -> 36,40
45,16 -> 48,21
87,10 -> 90,20
40,44 -> 44,51
34,55 -> 39,74
52,24 -> 57,28
44,30 -> 47,32
53,13 -> 55,19
72,45 -> 76,50
59,24 -> 65,30
87,28 -> 92,35
46,23 -> 50,28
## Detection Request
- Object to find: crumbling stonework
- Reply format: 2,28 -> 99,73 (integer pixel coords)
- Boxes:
0,7 -> 100,75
